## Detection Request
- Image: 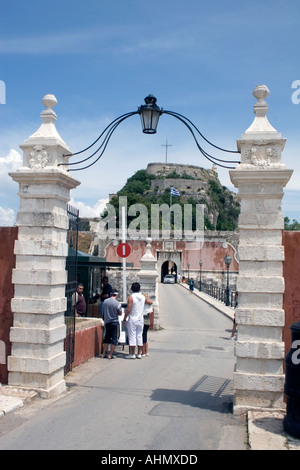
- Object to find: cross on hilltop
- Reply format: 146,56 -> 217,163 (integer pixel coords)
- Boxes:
161,140 -> 172,163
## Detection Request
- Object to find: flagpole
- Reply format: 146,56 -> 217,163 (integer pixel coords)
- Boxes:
170,186 -> 181,229
170,189 -> 172,228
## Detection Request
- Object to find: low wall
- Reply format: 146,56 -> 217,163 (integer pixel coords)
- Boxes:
283,231 -> 300,354
0,227 -> 18,384
72,318 -> 104,368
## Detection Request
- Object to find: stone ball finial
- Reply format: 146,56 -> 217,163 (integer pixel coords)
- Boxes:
253,85 -> 270,103
244,84 -> 278,136
252,85 -> 270,120
42,94 -> 57,110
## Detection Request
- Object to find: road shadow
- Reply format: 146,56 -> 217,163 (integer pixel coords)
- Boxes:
150,375 -> 233,414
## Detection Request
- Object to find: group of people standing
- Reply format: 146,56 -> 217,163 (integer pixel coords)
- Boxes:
72,278 -> 154,360
72,276 -> 116,319
101,281 -> 154,360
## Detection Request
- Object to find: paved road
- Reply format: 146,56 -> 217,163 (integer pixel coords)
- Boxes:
0,284 -> 247,450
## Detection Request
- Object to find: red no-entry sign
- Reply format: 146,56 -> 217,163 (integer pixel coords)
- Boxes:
117,242 -> 131,258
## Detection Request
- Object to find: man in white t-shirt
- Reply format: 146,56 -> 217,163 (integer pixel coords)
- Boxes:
123,282 -> 153,359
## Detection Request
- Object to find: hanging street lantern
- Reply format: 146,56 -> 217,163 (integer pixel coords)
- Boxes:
60,94 -> 240,171
138,94 -> 163,134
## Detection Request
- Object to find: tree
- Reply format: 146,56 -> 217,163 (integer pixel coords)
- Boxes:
284,217 -> 300,231
102,168 -> 240,231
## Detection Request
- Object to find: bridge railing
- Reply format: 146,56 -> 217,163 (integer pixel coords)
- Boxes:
197,281 -> 237,308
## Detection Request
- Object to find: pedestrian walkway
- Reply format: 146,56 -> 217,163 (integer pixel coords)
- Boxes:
1,283 -> 300,450
180,282 -> 300,450
180,282 -> 235,321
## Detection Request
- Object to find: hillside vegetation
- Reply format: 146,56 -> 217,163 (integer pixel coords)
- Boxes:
105,166 -> 240,231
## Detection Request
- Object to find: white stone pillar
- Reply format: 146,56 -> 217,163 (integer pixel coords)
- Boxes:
9,94 -> 80,398
230,85 -> 293,414
139,238 -> 159,330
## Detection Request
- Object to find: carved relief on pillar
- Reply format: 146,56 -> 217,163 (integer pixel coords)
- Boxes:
239,142 -> 284,168
27,144 -> 49,169
236,84 -> 287,171
20,93 -> 71,170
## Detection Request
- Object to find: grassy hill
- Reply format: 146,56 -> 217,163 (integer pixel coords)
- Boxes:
105,164 -> 240,231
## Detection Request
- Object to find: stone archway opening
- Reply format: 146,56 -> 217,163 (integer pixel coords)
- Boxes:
8,87 -> 293,414
161,260 -> 177,283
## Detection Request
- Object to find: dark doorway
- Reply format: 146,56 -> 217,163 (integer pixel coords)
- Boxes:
161,260 -> 177,283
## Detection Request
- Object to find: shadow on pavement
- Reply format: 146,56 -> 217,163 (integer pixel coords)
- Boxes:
150,375 -> 233,414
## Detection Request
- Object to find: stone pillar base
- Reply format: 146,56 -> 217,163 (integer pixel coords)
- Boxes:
233,382 -> 285,416
8,372 -> 66,399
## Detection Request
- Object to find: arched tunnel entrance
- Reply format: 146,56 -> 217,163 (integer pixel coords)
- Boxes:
161,260 -> 177,283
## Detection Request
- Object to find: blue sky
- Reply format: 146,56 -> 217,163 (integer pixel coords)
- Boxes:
1,0 -> 300,224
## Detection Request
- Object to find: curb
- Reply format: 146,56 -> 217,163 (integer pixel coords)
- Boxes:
247,411 -> 300,450
0,386 -> 38,418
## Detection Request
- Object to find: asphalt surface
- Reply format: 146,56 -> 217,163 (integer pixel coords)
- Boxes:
0,283 -> 247,450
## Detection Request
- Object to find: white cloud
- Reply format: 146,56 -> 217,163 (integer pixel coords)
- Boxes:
0,148 -> 22,197
0,147 -> 111,224
0,149 -> 22,226
0,148 -> 22,173
69,197 -> 109,218
0,207 -> 16,226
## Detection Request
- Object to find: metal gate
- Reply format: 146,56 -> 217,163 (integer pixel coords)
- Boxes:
64,204 -> 79,374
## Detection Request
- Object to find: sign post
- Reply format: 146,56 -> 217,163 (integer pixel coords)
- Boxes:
117,207 -> 132,344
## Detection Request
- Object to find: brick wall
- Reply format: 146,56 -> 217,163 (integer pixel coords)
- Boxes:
283,231 -> 300,354
0,227 -> 18,384
72,319 -> 103,368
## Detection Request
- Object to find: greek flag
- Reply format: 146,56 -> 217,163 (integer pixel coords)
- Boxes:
170,186 -> 180,197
